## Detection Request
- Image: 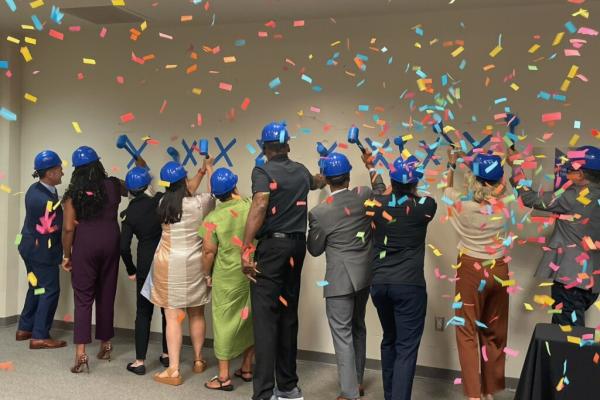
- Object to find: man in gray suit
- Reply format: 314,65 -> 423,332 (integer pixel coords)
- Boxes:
509,145 -> 600,326
307,151 -> 385,400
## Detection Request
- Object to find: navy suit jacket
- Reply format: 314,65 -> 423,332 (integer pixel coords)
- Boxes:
18,182 -> 63,266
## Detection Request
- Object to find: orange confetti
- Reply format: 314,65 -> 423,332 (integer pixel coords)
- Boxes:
0,361 -> 14,371
177,309 -> 186,323
278,296 -> 288,307
382,210 -> 393,222
269,181 -> 278,191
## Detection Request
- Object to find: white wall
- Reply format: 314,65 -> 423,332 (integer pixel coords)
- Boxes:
0,37 -> 22,319
9,1 -> 600,378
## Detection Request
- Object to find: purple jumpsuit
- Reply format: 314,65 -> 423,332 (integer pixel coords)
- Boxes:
71,178 -> 121,344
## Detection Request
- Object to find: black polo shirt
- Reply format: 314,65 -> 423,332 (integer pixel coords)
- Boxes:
119,192 -> 163,277
252,154 -> 314,238
369,194 -> 437,287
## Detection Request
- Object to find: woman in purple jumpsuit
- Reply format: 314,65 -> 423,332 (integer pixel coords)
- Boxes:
62,146 -> 132,373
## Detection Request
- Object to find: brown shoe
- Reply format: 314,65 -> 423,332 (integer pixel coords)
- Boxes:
193,359 -> 207,374
16,330 -> 32,341
153,368 -> 183,386
29,338 -> 67,349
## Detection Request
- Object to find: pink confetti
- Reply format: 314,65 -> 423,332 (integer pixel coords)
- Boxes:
120,112 -> 135,124
310,106 -> 321,113
503,347 -> 519,358
48,29 -> 64,40
159,32 -> 173,40
453,378 -> 462,385
541,112 -> 561,123
293,20 -> 305,27
219,82 -> 233,92
482,345 -> 488,362
240,306 -> 249,320
241,97 -> 251,111
564,49 -> 581,57
159,99 -> 167,114
69,26 -> 81,32
258,31 -> 268,38
578,27 -> 599,36
77,72 -> 84,80
197,113 -> 202,127
116,76 -> 124,84
99,27 -> 107,38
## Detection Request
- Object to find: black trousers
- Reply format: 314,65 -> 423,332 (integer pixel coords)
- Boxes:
371,284 -> 427,400
135,277 -> 167,360
551,282 -> 599,327
251,237 -> 306,400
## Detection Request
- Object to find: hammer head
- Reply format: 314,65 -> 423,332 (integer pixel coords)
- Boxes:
394,136 -> 405,151
432,121 -> 444,134
199,139 -> 209,156
116,135 -> 129,149
167,146 -> 181,163
316,142 -> 329,157
347,126 -> 359,144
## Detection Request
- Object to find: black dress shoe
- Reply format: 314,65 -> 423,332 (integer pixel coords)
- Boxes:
126,363 -> 146,375
159,355 -> 169,368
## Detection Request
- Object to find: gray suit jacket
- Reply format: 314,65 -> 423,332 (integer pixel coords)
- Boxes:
307,174 -> 386,298
516,182 -> 600,293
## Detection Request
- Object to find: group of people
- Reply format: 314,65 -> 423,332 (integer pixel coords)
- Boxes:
14,120 -> 600,400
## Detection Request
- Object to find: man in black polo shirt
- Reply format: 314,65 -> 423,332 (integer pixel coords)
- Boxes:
242,122 -> 325,400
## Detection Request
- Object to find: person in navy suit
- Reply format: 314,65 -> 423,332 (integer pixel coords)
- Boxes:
16,150 -> 67,349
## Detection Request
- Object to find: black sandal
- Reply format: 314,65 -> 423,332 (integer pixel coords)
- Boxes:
204,376 -> 234,391
234,368 -> 253,382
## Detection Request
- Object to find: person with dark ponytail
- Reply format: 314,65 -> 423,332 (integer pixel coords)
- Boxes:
143,158 -> 215,386
61,146 -> 133,373
367,155 -> 437,400
119,165 -> 169,376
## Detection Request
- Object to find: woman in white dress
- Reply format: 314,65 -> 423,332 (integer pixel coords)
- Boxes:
146,158 -> 215,386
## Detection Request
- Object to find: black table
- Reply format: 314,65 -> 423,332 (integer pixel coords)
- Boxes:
515,323 -> 600,400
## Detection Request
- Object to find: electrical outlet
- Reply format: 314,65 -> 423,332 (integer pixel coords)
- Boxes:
435,316 -> 445,331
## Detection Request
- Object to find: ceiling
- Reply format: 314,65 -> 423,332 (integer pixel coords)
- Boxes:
0,0 -> 596,31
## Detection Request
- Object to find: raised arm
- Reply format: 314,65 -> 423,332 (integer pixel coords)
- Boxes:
187,156 -> 212,194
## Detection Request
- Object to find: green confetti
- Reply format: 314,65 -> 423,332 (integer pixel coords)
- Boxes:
14,234 -> 22,246
34,288 -> 45,295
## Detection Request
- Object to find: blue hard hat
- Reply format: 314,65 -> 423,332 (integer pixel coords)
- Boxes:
125,167 -> 151,191
34,150 -> 61,171
211,167 -> 238,196
323,152 -> 352,177
261,122 -> 289,143
160,161 -> 187,184
72,146 -> 100,168
472,153 -> 504,182
570,146 -> 600,171
390,156 -> 423,184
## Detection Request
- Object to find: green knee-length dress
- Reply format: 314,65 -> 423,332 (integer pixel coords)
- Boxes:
199,197 -> 253,361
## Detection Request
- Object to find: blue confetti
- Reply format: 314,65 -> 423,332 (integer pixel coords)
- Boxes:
0,107 -> 17,121
358,104 -> 369,112
268,77 -> 281,90
478,279 -> 486,292
565,21 -> 577,34
4,0 -> 16,12
316,280 -> 329,287
31,15 -> 43,31
0,60 -> 8,69
234,39 -> 246,47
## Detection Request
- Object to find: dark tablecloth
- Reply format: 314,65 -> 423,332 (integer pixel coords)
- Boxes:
515,323 -> 600,400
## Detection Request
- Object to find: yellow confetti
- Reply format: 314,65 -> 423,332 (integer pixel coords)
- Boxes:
24,93 -> 37,103
21,25 -> 35,30
112,0 -> 125,5
0,184 -> 12,193
594,300 -> 600,311
20,47 -> 32,62
559,325 -> 573,333
24,37 -> 36,45
524,303 -> 534,311
192,88 -> 202,95
489,45 -> 503,58
402,134 -> 414,141
569,134 -> 580,147
330,40 -> 341,47
7,36 -> 20,44
451,46 -> 464,58
567,65 -> 579,79
567,336 -> 581,345
82,58 -> 96,65
223,56 -> 237,63
533,294 -> 555,306
29,0 -> 44,8
27,272 -> 38,287
72,122 -> 82,134
528,44 -> 540,54
560,79 -> 571,92
46,200 -> 53,212
158,180 -> 170,187
510,83 -> 520,91
538,282 -> 554,287
552,32 -> 565,46
140,20 -> 148,31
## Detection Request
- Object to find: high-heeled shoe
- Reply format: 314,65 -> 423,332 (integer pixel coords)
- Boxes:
97,342 -> 112,361
153,368 -> 183,386
70,353 -> 89,374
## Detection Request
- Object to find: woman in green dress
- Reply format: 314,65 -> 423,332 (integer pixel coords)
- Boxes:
200,167 -> 254,392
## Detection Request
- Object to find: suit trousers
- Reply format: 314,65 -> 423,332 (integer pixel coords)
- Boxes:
551,282 -> 599,326
371,284 -> 427,400
135,277 -> 168,360
325,288 -> 369,399
18,261 -> 60,339
251,237 -> 306,400
455,254 -> 509,398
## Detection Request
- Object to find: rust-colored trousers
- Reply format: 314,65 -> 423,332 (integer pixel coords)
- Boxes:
455,254 -> 509,398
